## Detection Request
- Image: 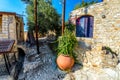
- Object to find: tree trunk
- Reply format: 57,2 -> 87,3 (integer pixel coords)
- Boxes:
27,31 -> 35,45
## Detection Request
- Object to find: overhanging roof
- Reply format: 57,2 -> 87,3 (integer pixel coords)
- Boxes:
0,11 -> 16,15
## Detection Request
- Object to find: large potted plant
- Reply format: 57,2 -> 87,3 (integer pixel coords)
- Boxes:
56,28 -> 77,71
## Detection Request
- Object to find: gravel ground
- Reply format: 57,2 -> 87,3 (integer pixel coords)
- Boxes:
18,41 -> 67,80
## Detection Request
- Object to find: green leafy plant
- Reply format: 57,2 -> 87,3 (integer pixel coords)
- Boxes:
57,28 -> 78,58
102,46 -> 118,58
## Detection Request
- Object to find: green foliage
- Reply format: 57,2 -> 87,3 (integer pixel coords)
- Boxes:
74,0 -> 98,10
74,3 -> 82,10
65,22 -> 75,32
57,28 -> 78,58
21,0 -> 61,36
102,46 -> 118,56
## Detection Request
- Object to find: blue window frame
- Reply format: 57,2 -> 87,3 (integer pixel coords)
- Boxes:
76,15 -> 94,38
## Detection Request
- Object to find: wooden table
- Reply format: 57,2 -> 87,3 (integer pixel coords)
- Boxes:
0,40 -> 15,75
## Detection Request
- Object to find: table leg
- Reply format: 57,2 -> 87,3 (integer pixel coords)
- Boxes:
5,54 -> 11,67
3,54 -> 10,75
14,52 -> 17,62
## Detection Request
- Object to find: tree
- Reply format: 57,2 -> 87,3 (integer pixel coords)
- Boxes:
21,0 -> 61,36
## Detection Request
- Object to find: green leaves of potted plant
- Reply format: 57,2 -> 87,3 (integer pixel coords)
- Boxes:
56,28 -> 78,71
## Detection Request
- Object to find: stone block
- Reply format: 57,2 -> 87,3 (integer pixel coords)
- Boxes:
91,44 -> 103,51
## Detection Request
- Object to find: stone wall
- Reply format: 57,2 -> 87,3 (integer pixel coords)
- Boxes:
0,14 -> 17,40
70,0 -> 120,54
16,17 -> 24,42
70,0 -> 120,68
0,13 -> 24,42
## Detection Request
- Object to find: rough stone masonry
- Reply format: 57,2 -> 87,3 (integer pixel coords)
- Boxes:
70,0 -> 120,68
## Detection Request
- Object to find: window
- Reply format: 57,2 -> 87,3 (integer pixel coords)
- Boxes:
76,15 -> 94,38
0,15 -> 2,32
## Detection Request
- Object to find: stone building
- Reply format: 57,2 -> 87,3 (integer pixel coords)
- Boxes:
0,12 -> 25,76
70,0 -> 120,68
0,12 -> 24,43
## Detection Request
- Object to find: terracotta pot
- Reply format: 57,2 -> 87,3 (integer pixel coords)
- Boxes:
56,54 -> 74,71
